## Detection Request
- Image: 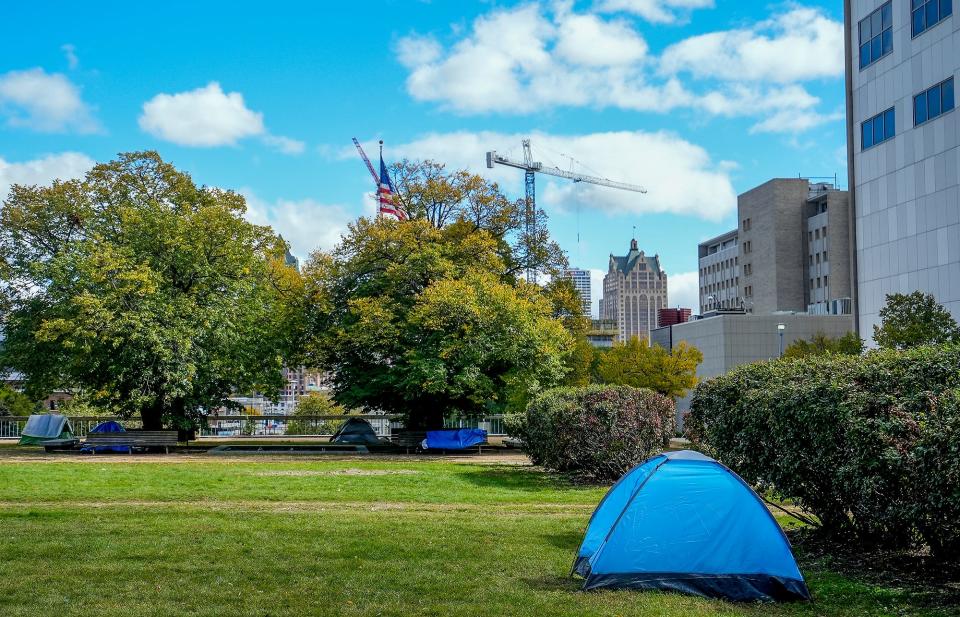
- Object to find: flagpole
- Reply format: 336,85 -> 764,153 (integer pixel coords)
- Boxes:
378,140 -> 384,221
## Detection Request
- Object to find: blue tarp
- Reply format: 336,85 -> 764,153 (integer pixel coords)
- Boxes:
422,428 -> 487,450
573,450 -> 810,602
80,420 -> 130,453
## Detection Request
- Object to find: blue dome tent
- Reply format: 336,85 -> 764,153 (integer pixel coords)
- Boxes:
80,420 -> 130,453
573,450 -> 810,602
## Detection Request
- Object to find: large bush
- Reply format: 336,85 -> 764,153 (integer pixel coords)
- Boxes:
512,385 -> 674,482
687,344 -> 960,559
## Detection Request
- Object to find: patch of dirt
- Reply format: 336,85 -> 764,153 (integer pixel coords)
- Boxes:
790,528 -> 960,609
251,468 -> 420,477
0,499 -> 594,516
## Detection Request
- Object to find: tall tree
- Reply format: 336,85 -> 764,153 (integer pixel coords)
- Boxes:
595,337 -> 703,399
390,159 -> 566,281
874,291 -> 959,350
0,152 -> 301,436
305,214 -> 573,429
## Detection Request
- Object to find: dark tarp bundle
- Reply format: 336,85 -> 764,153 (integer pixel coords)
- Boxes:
329,418 -> 381,445
422,428 -> 487,450
18,414 -> 77,446
80,420 -> 130,453
573,450 -> 810,603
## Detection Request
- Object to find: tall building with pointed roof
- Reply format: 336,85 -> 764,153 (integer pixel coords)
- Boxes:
602,239 -> 668,342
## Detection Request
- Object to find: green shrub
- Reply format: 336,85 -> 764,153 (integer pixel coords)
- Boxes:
913,390 -> 960,558
688,344 -> 960,559
514,385 -> 674,482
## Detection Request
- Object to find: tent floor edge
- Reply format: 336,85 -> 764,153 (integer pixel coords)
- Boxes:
582,572 -> 811,603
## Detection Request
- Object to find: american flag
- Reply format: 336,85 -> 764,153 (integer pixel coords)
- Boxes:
378,155 -> 406,220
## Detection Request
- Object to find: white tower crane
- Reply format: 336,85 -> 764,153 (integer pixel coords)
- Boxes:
486,139 -> 646,282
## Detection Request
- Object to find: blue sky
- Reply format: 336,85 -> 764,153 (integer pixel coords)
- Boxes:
0,0 -> 847,314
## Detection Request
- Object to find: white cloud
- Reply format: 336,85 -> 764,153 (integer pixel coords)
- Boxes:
61,44 -> 79,70
386,130 -> 736,222
595,0 -> 714,24
140,82 -> 264,147
396,4 -> 843,134
240,189 -> 353,259
667,270 -> 700,312
660,7 -> 844,83
261,134 -> 306,155
0,152 -> 95,200
750,108 -> 845,134
555,14 -> 648,66
0,68 -> 98,133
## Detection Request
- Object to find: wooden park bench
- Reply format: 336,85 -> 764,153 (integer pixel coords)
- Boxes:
82,430 -> 179,454
390,430 -> 427,454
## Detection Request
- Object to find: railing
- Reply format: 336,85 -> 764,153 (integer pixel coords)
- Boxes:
0,414 -> 510,439
200,414 -> 396,438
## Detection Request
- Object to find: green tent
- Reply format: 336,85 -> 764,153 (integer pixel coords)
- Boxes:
19,414 -> 77,447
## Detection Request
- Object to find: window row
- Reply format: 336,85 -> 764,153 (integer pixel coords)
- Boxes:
912,0 -> 953,37
862,107 -> 896,150
809,251 -> 829,266
809,275 -> 830,290
859,2 -> 893,69
860,0 -> 954,70
915,77 -> 955,125
807,227 -> 829,243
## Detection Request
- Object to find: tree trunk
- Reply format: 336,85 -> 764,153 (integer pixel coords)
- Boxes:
171,396 -> 195,442
140,399 -> 164,431
406,398 -> 447,430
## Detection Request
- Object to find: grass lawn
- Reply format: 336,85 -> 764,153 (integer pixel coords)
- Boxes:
0,448 -> 953,616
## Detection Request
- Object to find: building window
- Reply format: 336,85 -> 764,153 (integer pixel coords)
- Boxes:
914,77 -> 955,125
862,107 -> 896,149
859,2 -> 893,69
912,0 -> 953,37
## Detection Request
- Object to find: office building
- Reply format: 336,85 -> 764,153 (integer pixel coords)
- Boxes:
844,0 -> 959,340
558,268 -> 592,318
651,312 -> 855,428
658,307 -> 692,327
602,239 -> 668,342
698,230 -> 739,312
698,179 -> 853,316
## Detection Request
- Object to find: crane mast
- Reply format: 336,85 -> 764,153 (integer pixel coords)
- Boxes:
486,139 -> 646,282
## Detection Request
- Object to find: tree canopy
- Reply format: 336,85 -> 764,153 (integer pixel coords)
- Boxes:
874,291 -> 959,350
304,163 -> 575,428
783,331 -> 864,359
595,337 -> 703,399
0,152 -> 301,435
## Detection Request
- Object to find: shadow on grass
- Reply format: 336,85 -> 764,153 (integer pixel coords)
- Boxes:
454,465 -> 594,493
521,574 -> 582,592
544,531 -> 582,551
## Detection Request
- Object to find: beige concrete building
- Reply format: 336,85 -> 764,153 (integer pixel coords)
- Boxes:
698,179 -> 853,316
602,239 -> 668,342
698,230 -> 739,312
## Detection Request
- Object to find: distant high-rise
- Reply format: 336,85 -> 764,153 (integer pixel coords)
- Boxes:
602,239 -> 668,342
558,268 -> 591,317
